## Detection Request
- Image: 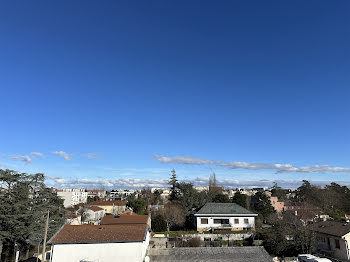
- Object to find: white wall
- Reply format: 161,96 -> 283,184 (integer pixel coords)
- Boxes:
57,191 -> 73,208
196,216 -> 255,230
57,190 -> 88,208
51,232 -> 149,262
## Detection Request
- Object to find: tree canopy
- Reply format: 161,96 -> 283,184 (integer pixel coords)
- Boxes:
0,169 -> 65,261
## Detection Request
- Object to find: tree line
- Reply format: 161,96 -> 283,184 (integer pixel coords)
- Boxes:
0,169 -> 65,261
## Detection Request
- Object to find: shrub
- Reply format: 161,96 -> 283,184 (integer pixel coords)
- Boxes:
187,237 -> 201,247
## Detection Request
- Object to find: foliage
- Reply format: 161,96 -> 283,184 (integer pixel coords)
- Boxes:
186,237 -> 201,247
253,192 -> 276,222
271,182 -> 288,201
295,180 -> 350,219
163,203 -> 185,230
169,169 -> 180,201
232,191 -> 248,208
0,169 -> 65,261
127,199 -> 148,215
77,206 -> 90,222
177,182 -> 207,215
87,196 -> 100,203
151,213 -> 167,232
261,213 -> 315,257
212,194 -> 231,203
153,189 -> 162,204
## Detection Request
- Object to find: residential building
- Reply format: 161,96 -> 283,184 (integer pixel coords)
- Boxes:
84,206 -> 105,224
87,189 -> 106,199
109,189 -> 138,200
285,203 -> 328,223
56,188 -> 88,208
269,196 -> 285,213
48,223 -> 150,262
89,200 -> 127,215
310,221 -> 350,261
194,203 -> 258,232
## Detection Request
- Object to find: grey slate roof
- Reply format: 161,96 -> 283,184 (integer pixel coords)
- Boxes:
309,221 -> 350,237
148,247 -> 272,262
195,203 -> 257,216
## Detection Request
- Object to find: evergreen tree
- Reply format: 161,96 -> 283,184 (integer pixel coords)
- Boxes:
127,199 -> 148,215
151,213 -> 167,232
232,191 -> 248,208
168,169 -> 180,201
212,194 -> 231,203
254,192 -> 276,222
0,169 -> 65,261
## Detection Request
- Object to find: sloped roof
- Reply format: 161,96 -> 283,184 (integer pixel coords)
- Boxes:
148,247 -> 272,262
89,200 -> 127,206
49,224 -> 147,244
309,221 -> 350,237
88,206 -> 104,212
101,212 -> 148,225
195,203 -> 257,216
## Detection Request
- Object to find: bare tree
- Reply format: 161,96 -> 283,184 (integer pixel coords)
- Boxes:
162,203 -> 185,231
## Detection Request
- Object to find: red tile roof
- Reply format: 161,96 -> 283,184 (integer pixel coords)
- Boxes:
101,212 -> 149,225
88,206 -> 104,212
50,224 -> 147,244
89,200 -> 127,206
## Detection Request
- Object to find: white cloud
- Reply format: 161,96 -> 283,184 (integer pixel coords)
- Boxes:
11,155 -> 32,163
30,152 -> 44,157
45,175 -> 350,190
52,151 -> 72,161
154,155 -> 350,174
85,153 -> 103,159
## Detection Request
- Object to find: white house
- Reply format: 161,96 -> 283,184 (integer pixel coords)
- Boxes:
48,223 -> 150,262
310,221 -> 350,261
84,206 -> 105,224
56,188 -> 88,208
194,202 -> 258,232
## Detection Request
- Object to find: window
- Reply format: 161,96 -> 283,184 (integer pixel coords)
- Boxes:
214,219 -> 229,224
244,218 -> 249,224
201,218 -> 208,224
234,218 -> 239,224
214,219 -> 221,224
335,239 -> 340,249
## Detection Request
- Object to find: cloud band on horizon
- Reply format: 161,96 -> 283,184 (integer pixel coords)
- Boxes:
153,155 -> 350,174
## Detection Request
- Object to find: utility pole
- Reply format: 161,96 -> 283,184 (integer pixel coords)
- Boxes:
42,210 -> 49,262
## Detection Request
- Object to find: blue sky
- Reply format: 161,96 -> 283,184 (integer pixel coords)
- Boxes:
1,1 -> 350,189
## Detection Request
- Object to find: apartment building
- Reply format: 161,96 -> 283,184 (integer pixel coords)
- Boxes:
56,188 -> 88,208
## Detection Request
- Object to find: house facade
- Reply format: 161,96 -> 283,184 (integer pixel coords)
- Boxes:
85,206 -> 105,224
89,200 -> 127,215
194,203 -> 257,232
310,221 -> 350,261
48,224 -> 150,262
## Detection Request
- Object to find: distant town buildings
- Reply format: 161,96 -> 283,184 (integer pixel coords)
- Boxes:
108,189 -> 138,200
87,189 -> 106,199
